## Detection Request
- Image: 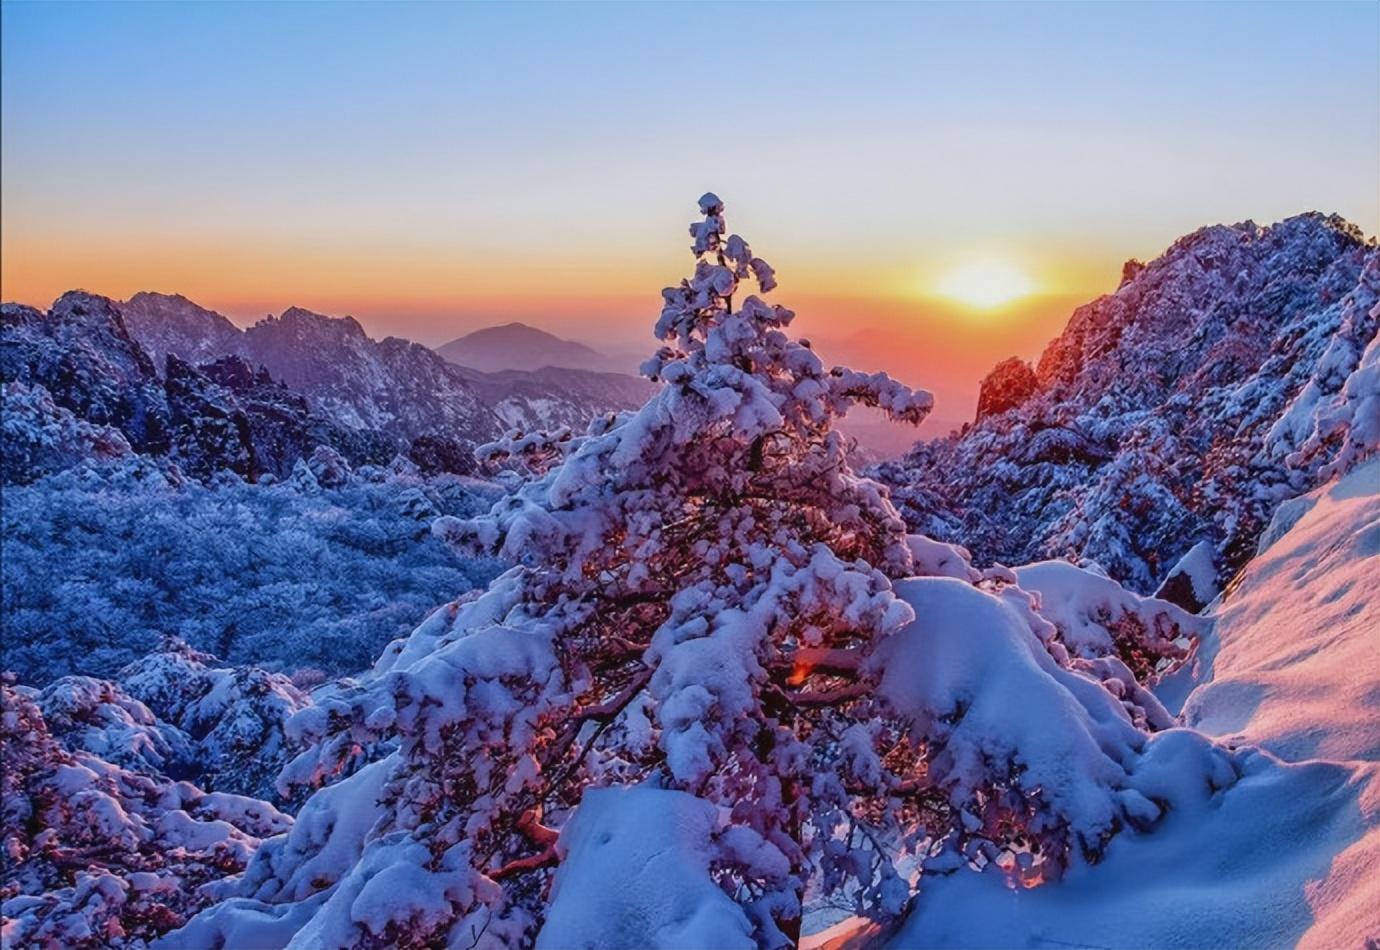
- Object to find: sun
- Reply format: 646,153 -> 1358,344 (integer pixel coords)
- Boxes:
936,257 -> 1036,309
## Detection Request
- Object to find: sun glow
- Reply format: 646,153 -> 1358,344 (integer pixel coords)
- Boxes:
936,257 -> 1036,309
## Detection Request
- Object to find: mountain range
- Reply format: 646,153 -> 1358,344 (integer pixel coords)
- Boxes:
1,292 -> 654,483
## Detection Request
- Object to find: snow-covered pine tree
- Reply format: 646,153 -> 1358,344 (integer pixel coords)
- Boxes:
174,195 -> 1221,950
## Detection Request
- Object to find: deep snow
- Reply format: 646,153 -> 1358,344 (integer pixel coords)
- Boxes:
886,459 -> 1380,949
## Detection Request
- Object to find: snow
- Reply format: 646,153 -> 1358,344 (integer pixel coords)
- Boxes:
0,458 -> 501,684
889,749 -> 1371,950
1154,538 -> 1220,610
888,458 -> 1380,949
538,787 -> 762,949
1184,457 -> 1380,763
872,578 -> 1220,868
1013,559 -> 1203,680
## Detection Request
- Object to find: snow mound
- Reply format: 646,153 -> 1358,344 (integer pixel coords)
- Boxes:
871,578 -> 1227,876
888,749 -> 1370,950
538,786 -> 787,949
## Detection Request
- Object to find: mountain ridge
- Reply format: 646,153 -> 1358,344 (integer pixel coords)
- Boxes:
874,211 -> 1378,594
117,293 -> 653,447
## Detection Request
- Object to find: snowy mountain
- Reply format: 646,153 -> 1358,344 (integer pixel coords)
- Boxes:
1,292 -> 399,483
119,291 -> 242,368
120,293 -> 652,444
437,321 -> 621,373
875,213 -> 1378,594
121,295 -> 502,444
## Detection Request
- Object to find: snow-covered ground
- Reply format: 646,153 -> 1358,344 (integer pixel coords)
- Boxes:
886,459 -> 1379,949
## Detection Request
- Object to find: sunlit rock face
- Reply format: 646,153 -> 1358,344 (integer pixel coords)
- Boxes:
875,213 -> 1378,593
975,356 -> 1038,421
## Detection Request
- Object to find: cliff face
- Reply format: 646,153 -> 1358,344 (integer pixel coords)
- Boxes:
875,213 -> 1379,592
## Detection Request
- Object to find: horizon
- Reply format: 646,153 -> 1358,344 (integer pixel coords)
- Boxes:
4,208 -> 1371,426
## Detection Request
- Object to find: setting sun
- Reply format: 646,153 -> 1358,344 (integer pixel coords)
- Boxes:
936,257 -> 1037,309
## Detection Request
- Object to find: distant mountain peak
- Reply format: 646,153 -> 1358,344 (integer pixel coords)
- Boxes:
437,322 -> 617,373
265,307 -> 369,342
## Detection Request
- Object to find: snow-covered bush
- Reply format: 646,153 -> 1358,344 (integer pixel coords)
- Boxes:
1,458 -> 503,684
170,196 -> 1217,949
0,677 -> 292,948
1013,559 -> 1204,684
1,382 -> 133,484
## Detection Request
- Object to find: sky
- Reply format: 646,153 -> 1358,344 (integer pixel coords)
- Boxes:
2,1 -> 1377,423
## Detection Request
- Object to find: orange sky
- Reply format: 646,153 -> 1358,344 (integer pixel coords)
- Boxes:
0,226 -> 1108,427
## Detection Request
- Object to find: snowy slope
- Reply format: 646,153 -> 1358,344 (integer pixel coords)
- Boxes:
888,459 -> 1380,949
1183,458 -> 1379,763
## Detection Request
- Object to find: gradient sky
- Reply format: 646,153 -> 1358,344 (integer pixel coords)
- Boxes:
3,1 -> 1376,422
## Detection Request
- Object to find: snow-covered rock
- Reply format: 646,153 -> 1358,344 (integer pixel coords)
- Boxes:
538,786 -> 783,949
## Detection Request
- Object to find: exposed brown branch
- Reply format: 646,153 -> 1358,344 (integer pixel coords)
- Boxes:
784,682 -> 869,707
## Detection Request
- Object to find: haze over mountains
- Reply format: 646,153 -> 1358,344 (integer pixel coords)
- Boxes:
437,322 -> 626,374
